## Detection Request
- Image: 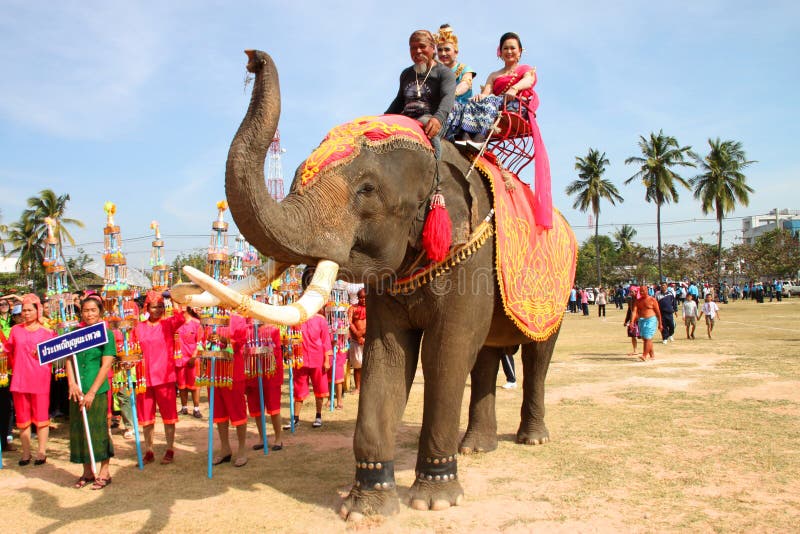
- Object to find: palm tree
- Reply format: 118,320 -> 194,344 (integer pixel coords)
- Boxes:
567,148 -> 624,286
625,130 -> 695,282
20,190 -> 84,289
0,209 -> 8,255
690,138 -> 755,287
7,218 -> 44,285
613,224 -> 637,256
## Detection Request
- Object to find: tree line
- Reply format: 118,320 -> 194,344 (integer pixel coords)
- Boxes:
563,132 -> 795,287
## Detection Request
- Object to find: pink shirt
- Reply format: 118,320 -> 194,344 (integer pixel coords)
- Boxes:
134,313 -> 185,387
300,314 -> 332,368
5,324 -> 56,394
176,318 -> 202,367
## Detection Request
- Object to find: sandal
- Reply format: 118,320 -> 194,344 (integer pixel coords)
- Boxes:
160,449 -> 175,465
143,450 -> 155,464
234,456 -> 248,467
271,443 -> 283,451
91,477 -> 112,490
212,454 -> 232,465
74,476 -> 96,489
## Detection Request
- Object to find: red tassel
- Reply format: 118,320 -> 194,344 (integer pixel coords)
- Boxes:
422,192 -> 452,262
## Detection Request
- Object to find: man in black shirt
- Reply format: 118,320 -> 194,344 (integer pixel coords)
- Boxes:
386,29 -> 456,143
656,283 -> 678,344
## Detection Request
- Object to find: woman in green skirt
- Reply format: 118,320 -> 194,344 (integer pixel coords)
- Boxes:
66,294 -> 117,489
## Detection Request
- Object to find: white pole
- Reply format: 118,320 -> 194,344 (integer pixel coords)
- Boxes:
71,354 -> 97,477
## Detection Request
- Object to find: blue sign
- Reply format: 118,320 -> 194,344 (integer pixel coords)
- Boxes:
37,322 -> 108,366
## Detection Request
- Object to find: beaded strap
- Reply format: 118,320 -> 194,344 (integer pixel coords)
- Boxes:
354,460 -> 396,490
415,454 -> 458,482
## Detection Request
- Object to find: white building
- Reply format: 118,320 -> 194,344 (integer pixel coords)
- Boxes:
742,209 -> 800,245
0,255 -> 18,274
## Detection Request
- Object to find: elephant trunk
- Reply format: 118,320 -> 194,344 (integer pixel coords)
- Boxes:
225,50 -> 315,265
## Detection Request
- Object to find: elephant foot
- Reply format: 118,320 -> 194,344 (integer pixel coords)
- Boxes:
339,460 -> 399,521
339,485 -> 399,521
516,423 -> 550,445
410,454 -> 462,510
408,478 -> 464,511
459,430 -> 498,455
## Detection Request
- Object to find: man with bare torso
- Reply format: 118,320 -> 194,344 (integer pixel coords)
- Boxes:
630,286 -> 662,361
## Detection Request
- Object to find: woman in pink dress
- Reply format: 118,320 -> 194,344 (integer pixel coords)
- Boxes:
133,291 -> 185,465
4,294 -> 55,465
450,31 -> 553,229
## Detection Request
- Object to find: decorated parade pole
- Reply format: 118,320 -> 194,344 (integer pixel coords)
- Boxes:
42,218 -> 100,473
279,268 -> 302,433
70,352 -> 98,476
102,202 -> 144,470
197,201 -> 232,479
326,283 -> 350,412
234,238 -> 271,455
42,217 -> 74,379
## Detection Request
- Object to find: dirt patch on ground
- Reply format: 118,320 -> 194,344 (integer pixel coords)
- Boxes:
727,380 -> 800,402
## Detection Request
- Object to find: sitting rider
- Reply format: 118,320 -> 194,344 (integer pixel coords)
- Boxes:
386,29 -> 456,154
451,31 -> 536,149
435,23 -> 478,141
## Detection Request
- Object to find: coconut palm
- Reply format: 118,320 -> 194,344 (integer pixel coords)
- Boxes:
23,189 -> 84,247
613,224 -> 637,255
7,218 -> 44,284
0,209 -> 8,255
625,131 -> 695,282
690,138 -> 755,286
20,190 -> 84,289
567,148 -> 624,286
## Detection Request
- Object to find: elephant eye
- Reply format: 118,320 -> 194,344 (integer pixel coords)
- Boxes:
357,183 -> 375,194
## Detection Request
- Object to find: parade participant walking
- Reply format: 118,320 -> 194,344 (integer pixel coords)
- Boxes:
682,294 -> 699,340
657,283 -> 678,343
698,294 -> 721,339
596,288 -> 607,318
630,287 -> 662,361
246,321 -> 284,451
176,307 -> 203,419
347,289 -> 366,393
580,288 -> 590,316
65,295 -> 117,490
386,29 -> 456,141
133,291 -> 185,465
286,304 -> 332,430
623,294 -> 639,356
210,314 -> 250,467
3,294 -> 55,465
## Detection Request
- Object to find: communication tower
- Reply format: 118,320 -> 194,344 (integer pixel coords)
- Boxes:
266,130 -> 286,201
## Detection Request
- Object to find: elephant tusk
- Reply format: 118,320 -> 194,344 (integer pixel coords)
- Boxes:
171,259 -> 285,307
182,260 -> 339,326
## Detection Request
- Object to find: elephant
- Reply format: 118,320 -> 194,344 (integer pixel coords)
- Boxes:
173,50 -> 576,520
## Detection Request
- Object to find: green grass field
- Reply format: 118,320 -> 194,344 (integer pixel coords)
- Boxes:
1,298 -> 798,532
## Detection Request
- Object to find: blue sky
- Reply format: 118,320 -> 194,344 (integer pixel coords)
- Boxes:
1,1 -> 797,272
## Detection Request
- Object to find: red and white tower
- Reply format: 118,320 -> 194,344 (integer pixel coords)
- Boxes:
266,130 -> 286,201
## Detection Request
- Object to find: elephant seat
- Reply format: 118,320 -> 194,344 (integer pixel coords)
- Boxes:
486,96 -> 536,175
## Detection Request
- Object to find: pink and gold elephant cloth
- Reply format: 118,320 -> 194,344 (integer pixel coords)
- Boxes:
474,156 -> 577,341
299,115 -> 432,191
